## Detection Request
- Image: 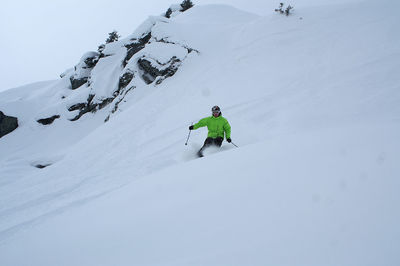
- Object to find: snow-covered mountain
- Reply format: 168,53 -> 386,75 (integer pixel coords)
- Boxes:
1,1 -> 399,265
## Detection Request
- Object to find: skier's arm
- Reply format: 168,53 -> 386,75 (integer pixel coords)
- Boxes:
224,120 -> 231,139
193,117 -> 209,130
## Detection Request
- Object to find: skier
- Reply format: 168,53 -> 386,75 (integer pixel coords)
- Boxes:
189,106 -> 232,157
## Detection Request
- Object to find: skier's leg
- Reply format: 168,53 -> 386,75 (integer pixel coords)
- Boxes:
203,137 -> 214,148
215,137 -> 223,147
198,137 -> 213,157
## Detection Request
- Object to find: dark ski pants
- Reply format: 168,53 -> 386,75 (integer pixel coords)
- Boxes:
203,137 -> 223,148
198,137 -> 223,157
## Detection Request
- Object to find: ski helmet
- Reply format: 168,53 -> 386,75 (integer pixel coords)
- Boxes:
211,105 -> 221,115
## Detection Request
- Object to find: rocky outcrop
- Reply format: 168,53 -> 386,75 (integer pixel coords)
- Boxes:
70,77 -> 88,90
68,94 -> 113,121
0,111 -> 18,138
165,8 -> 173,18
164,1 -> 194,18
104,86 -> 135,122
138,56 -> 181,85
37,115 -> 60,125
60,13 -> 199,122
119,69 -> 135,90
69,52 -> 100,90
123,32 -> 152,67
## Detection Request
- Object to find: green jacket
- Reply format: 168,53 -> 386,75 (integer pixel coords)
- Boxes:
193,115 -> 231,139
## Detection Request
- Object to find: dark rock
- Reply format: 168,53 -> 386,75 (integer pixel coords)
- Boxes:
119,70 -> 135,90
138,56 -> 181,84
35,164 -> 52,169
69,95 -> 96,121
98,44 -> 106,58
0,111 -> 18,138
165,8 -> 172,18
68,103 -> 86,112
87,94 -> 95,103
81,52 -> 100,69
70,76 -> 88,90
105,86 -> 135,122
123,32 -> 152,67
161,57 -> 181,78
68,94 -> 114,121
37,115 -> 60,125
140,32 -> 152,44
84,56 -> 99,68
138,58 -> 161,81
123,43 -> 145,67
69,52 -> 99,90
181,0 -> 194,12
155,38 -> 200,54
97,98 -> 114,110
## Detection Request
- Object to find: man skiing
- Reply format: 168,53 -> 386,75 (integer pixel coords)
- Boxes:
189,106 -> 232,157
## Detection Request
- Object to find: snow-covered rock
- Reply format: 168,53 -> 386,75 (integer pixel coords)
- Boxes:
69,51 -> 100,90
55,11 -> 200,123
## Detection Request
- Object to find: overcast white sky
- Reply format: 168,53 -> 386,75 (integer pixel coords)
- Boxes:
0,0 -> 342,92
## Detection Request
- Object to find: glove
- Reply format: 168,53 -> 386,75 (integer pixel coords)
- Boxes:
189,125 -> 194,130
227,138 -> 232,143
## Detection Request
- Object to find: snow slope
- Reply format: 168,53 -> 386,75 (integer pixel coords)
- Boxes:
1,0 -> 400,265
2,125 -> 399,266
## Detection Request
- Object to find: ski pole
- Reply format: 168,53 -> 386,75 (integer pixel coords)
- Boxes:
185,123 -> 193,145
231,142 -> 239,148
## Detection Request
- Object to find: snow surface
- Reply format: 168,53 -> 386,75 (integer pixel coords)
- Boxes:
1,0 -> 400,265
